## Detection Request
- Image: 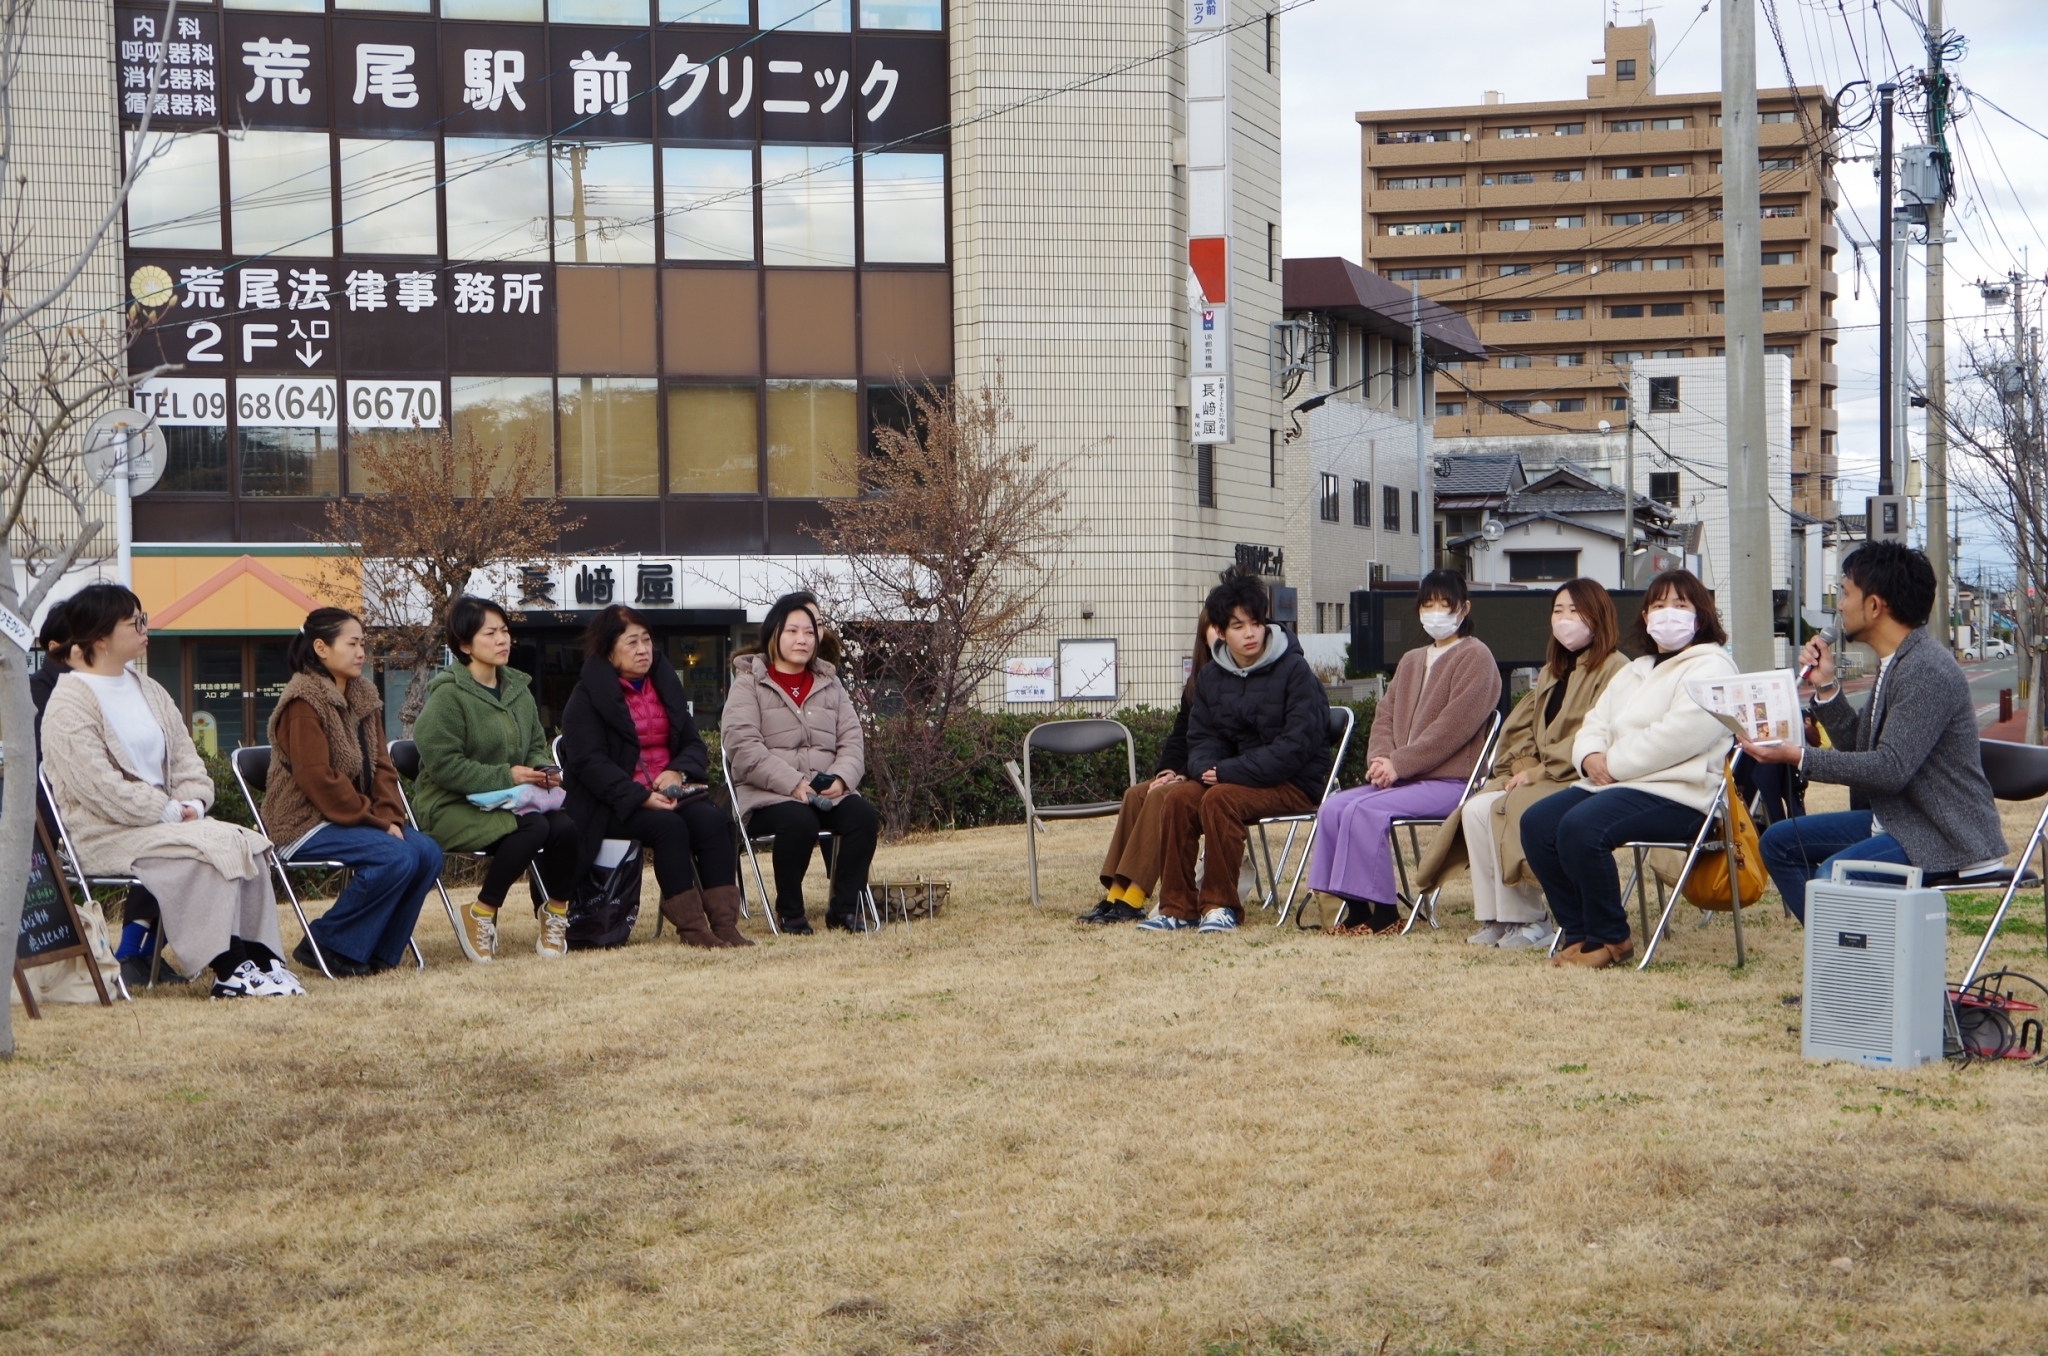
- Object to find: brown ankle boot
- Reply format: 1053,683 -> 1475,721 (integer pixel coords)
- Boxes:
659,887 -> 721,949
701,885 -> 753,947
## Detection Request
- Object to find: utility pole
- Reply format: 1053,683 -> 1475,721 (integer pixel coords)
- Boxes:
1924,0 -> 1951,647
1622,387 -> 1636,585
1412,281 -> 1429,578
1893,201 -> 1911,504
1721,0 -> 1773,668
1877,82 -> 1897,497
2022,277 -> 2045,745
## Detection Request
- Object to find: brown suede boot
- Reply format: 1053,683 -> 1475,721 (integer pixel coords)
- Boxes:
701,885 -> 753,947
659,887 -> 721,949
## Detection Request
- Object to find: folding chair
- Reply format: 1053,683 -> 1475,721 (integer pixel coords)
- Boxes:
1390,709 -> 1506,933
388,740 -> 550,959
1238,705 -> 1353,927
38,767 -> 140,997
1002,718 -> 1137,910
1952,739 -> 2048,986
721,743 -> 883,934
230,745 -> 425,980
1604,749 -> 1751,970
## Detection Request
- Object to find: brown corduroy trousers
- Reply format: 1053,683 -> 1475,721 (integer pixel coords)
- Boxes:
1156,780 -> 1315,921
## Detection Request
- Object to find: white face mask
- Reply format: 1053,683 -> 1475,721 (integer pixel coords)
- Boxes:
1419,607 -> 1462,642
1645,606 -> 1698,651
1552,616 -> 1593,651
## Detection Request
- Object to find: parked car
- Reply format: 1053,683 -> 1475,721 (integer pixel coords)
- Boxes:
1986,638 -> 2014,659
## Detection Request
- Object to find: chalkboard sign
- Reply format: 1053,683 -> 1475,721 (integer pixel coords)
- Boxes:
13,816 -> 110,1018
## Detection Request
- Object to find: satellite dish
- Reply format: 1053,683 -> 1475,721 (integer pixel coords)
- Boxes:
1481,517 -> 1505,542
1598,419 -> 1613,433
81,409 -> 165,496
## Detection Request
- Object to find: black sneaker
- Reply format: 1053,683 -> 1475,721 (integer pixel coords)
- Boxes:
1077,899 -> 1118,924
120,955 -> 188,988
825,912 -> 859,932
779,913 -> 814,935
1097,902 -> 1148,924
292,935 -> 372,978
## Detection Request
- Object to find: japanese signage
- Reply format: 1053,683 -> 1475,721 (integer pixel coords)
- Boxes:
1187,0 -> 1233,446
118,5 -> 220,126
133,377 -> 228,426
1191,374 -> 1230,444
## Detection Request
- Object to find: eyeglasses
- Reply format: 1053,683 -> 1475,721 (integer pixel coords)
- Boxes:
127,613 -> 149,633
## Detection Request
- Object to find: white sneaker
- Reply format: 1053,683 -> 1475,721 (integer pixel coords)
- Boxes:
212,959 -> 292,999
266,960 -> 307,996
1467,921 -> 1513,946
536,903 -> 570,959
1497,921 -> 1560,951
1196,907 -> 1238,934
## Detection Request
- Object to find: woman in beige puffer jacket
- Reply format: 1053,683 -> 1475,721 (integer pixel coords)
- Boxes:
721,591 -> 872,933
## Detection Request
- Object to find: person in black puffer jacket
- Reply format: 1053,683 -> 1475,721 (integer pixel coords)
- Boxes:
1139,571 -> 1331,935
1080,610 -> 1216,925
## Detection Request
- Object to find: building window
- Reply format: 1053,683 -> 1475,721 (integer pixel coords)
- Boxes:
1555,307 -> 1583,320
1650,164 -> 1686,178
860,0 -> 942,28
1319,473 -> 1340,522
1556,261 -> 1583,274
1648,376 -> 1680,411
239,427 -> 339,498
667,384 -> 759,494
1387,220 -> 1461,235
761,145 -> 856,267
1509,550 -> 1580,582
863,152 -> 946,263
1383,175 -> 1464,189
1484,172 -> 1535,186
1608,118 -> 1643,131
1607,259 -> 1643,272
1410,491 -> 1421,534
560,376 -> 659,496
1269,427 -> 1278,488
1607,396 -> 1629,411
446,138 -> 550,263
1615,58 -> 1636,80
1652,257 -> 1688,271
126,132 -> 221,251
1554,122 -> 1584,135
1710,301 -> 1726,314
1762,251 -> 1797,266
1649,471 -> 1680,506
766,379 -> 858,497
452,376 -> 555,488
1608,351 -> 1644,365
1611,166 -> 1645,180
1434,402 -> 1461,416
1553,215 -> 1584,229
1760,110 -> 1796,124
1552,168 -> 1584,182
1766,345 -> 1796,357
340,139 -> 439,256
1498,309 -> 1532,323
1555,398 -> 1585,412
1761,204 -> 1800,219
227,131 -> 332,257
1387,266 -> 1463,281
1557,353 -> 1584,366
1353,479 -> 1371,526
159,425 -> 229,494
1649,210 -> 1686,224
1609,304 -> 1644,319
1500,399 -> 1532,414
1382,484 -> 1400,531
761,0 -> 852,30
1650,303 -> 1686,317
1499,263 -> 1532,276
1375,129 -> 1463,145
1762,296 -> 1797,312
663,147 -> 757,262
1651,348 -> 1686,359
553,142 -> 657,264
1497,126 -> 1535,139
1498,355 -> 1532,370
1763,157 -> 1798,171
1197,443 -> 1214,507
1649,117 -> 1685,130
1609,212 -> 1645,226
1494,219 -> 1533,232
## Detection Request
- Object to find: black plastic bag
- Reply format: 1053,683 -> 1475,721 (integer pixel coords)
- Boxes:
566,843 -> 643,950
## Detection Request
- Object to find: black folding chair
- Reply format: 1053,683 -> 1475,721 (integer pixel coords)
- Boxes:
230,745 -> 425,980
388,739 -> 550,961
1956,739 -> 2048,985
1002,718 -> 1137,910
1391,710 -> 1506,933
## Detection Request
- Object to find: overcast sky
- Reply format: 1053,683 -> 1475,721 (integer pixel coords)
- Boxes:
1282,0 -> 2048,583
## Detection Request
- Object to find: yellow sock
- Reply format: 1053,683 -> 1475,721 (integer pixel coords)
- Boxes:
1118,884 -> 1147,908
468,902 -> 496,919
543,900 -> 568,917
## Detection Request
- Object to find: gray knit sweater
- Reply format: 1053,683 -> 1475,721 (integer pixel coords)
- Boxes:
1804,626 -> 2005,874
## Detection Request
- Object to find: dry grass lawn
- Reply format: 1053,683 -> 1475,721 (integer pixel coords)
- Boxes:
8,785 -> 2048,1355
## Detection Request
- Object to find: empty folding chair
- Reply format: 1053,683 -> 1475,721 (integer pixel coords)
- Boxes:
1003,718 -> 1137,911
387,739 -> 549,959
1238,705 -> 1354,927
1950,739 -> 2048,986
230,745 -> 424,980
1389,709 -> 1506,933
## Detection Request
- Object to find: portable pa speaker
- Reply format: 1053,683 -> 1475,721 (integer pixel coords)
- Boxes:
1802,860 -> 1947,1068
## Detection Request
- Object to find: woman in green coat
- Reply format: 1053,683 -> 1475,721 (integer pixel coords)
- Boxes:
412,596 -> 575,963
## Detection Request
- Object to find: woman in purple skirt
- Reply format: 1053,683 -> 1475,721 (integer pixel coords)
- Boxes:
1310,570 -> 1501,933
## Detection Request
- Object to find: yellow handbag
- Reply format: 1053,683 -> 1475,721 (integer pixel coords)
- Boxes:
1679,762 -> 1770,911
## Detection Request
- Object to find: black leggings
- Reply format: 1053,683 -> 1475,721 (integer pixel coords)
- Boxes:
747,795 -> 879,919
478,810 -> 581,907
611,798 -> 736,899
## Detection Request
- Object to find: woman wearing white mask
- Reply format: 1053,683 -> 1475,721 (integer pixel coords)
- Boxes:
1412,578 -> 1630,949
1518,569 -> 1738,969
1309,570 -> 1501,933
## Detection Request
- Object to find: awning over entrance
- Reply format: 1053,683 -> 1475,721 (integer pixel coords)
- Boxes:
134,548 -> 359,634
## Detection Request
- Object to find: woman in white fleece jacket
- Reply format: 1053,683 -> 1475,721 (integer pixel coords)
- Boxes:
1517,570 -> 1737,969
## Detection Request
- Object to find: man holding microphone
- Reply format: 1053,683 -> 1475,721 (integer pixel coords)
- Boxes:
1737,540 -> 2006,921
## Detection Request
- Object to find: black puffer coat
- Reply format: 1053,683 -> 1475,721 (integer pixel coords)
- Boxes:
1152,694 -> 1193,779
560,653 -> 709,875
1186,627 -> 1332,800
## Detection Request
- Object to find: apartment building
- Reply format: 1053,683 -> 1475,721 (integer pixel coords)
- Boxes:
1357,21 -> 1842,518
78,0 -> 1289,737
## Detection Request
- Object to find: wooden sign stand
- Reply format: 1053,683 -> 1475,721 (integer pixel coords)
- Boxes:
13,816 -> 111,1019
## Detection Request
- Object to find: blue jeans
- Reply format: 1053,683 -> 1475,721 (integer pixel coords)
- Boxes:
1520,786 -> 1707,947
296,824 -> 442,968
1757,811 -> 1909,924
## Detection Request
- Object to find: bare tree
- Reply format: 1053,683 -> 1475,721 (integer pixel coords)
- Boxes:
804,380 -> 1073,840
1939,329 -> 2044,740
312,423 -> 580,730
0,6 -> 189,1055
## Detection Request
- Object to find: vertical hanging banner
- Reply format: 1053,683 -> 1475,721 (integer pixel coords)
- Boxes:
1187,0 -> 1231,445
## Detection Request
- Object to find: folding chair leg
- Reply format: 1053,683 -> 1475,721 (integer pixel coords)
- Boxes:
1637,836 -> 1710,970
1725,812 -> 1747,969
408,936 -> 426,970
1023,812 -> 1043,910
741,834 -> 777,935
1252,824 -> 1281,913
272,858 -> 335,981
1278,820 -> 1321,928
1961,823 -> 2047,986
434,876 -> 468,957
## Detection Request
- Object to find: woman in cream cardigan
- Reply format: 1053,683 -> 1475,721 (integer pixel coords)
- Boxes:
1518,569 -> 1738,969
41,584 -> 299,999
1413,578 -> 1628,950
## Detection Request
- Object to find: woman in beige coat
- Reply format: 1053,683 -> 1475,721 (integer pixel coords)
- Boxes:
721,591 -> 871,934
1414,578 -> 1628,949
40,584 -> 298,998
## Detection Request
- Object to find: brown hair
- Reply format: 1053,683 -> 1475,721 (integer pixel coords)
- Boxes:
1546,578 -> 1619,679
1183,607 -> 1216,697
582,603 -> 653,660
1627,568 -> 1727,653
